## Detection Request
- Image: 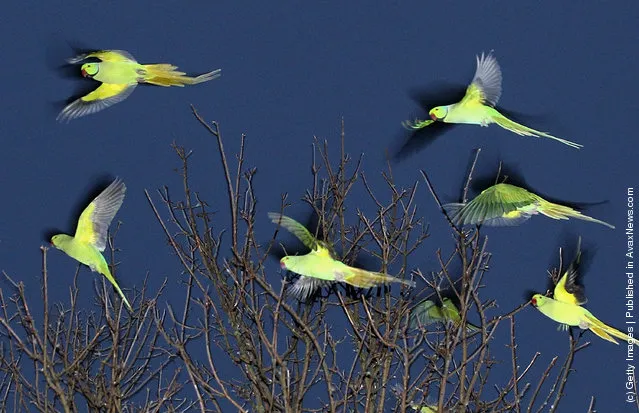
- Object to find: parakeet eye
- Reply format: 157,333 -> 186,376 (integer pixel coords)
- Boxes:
429,106 -> 447,121
81,64 -> 99,77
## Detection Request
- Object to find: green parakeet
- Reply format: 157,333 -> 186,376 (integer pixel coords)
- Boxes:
443,183 -> 614,229
410,297 -> 480,334
404,52 -> 582,149
531,238 -> 638,345
58,49 -> 221,122
268,212 -> 415,300
410,404 -> 437,413
51,178 -> 132,311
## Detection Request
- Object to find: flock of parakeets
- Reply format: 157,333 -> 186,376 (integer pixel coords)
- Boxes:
50,49 -> 635,350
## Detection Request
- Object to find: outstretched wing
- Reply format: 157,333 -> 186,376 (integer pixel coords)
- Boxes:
554,237 -> 587,305
67,49 -> 137,64
75,178 -> 127,251
444,183 -> 536,226
57,83 -> 137,122
462,51 -> 502,107
409,299 -> 444,329
268,212 -> 320,251
287,276 -> 334,301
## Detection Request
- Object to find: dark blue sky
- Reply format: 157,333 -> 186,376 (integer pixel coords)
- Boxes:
1,1 -> 637,410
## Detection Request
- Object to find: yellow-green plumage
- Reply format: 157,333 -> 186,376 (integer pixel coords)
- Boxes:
410,404 -> 437,413
410,298 -> 480,334
58,49 -> 221,122
404,52 -> 582,149
51,178 -> 132,311
532,239 -> 638,346
443,183 -> 614,229
269,212 -> 415,300
533,295 -> 638,345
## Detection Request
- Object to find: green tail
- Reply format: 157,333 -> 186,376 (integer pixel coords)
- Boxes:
540,201 -> 615,229
492,112 -> 583,149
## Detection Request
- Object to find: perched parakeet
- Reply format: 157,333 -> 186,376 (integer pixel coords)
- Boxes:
410,297 -> 480,334
268,212 -> 415,300
443,183 -> 614,229
51,178 -> 132,311
403,52 -> 582,149
57,49 -> 221,122
532,238 -> 638,346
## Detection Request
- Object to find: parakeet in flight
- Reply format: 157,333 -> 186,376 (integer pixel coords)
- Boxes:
51,178 -> 132,311
268,212 -> 415,300
532,238 -> 638,346
410,297 -> 480,334
443,183 -> 615,229
403,52 -> 582,149
57,49 -> 221,122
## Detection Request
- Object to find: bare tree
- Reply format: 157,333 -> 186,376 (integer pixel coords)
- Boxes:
0,107 -> 598,412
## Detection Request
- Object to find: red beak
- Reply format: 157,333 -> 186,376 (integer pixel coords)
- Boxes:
81,68 -> 88,77
531,298 -> 537,306
280,261 -> 286,270
430,113 -> 437,121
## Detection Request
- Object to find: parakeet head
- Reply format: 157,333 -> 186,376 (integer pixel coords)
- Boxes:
80,63 -> 99,78
50,234 -> 64,249
280,256 -> 293,270
530,294 -> 547,307
429,106 -> 448,121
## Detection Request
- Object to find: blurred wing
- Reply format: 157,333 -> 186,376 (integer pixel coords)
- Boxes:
463,52 -> 502,107
479,211 -> 534,226
268,212 -> 319,251
67,49 -> 137,64
441,298 -> 461,322
444,184 -> 536,226
57,83 -> 136,122
75,179 -> 126,251
554,238 -> 587,305
410,300 -> 444,329
287,276 -> 334,301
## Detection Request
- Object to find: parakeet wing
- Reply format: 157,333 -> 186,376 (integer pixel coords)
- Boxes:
67,49 -> 137,64
410,299 -> 444,328
75,179 -> 126,251
464,52 -> 502,107
554,238 -> 587,305
441,298 -> 461,320
268,212 -> 320,251
57,83 -> 137,122
444,184 -> 536,226
287,275 -> 334,301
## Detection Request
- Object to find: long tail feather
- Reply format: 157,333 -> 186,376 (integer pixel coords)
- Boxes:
101,270 -> 133,312
604,327 -> 639,345
463,322 -> 481,333
492,113 -> 583,149
586,313 -> 639,345
343,267 -> 416,289
589,325 -> 619,344
540,201 -> 615,229
141,64 -> 221,87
